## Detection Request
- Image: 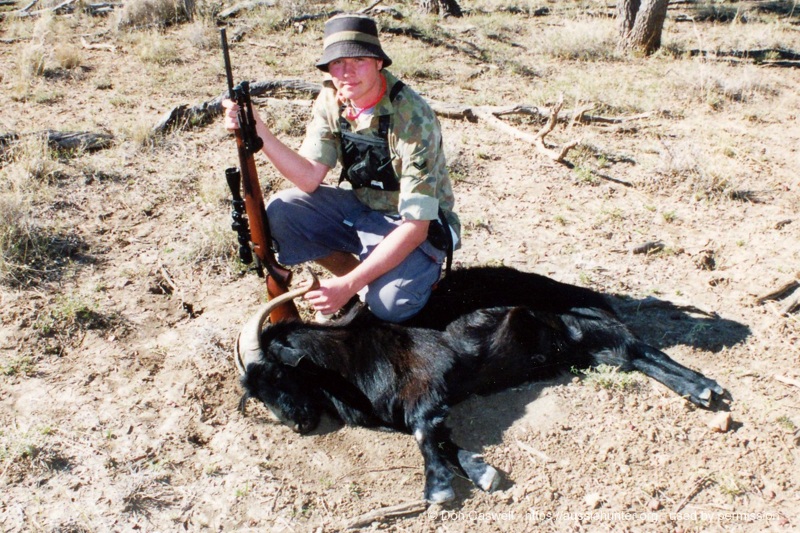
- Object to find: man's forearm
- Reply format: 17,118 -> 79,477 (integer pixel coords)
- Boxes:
342,219 -> 430,295
255,118 -> 328,192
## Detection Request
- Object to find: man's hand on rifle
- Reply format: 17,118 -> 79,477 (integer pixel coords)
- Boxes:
222,98 -> 329,193
223,98 -> 250,132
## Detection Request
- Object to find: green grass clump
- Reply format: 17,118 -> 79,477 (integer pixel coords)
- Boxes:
575,364 -> 642,392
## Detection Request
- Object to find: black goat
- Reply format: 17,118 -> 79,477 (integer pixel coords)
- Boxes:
234,266 -> 725,503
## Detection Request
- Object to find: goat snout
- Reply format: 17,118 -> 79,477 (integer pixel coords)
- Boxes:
292,419 -> 317,434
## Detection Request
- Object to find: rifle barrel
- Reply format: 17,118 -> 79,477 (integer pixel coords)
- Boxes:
220,28 -> 235,97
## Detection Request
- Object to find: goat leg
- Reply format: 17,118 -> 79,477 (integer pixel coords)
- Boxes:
630,344 -> 723,407
634,343 -> 724,395
411,419 -> 455,503
434,427 -> 501,493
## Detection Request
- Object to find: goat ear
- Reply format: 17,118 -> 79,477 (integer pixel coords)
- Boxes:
271,344 -> 306,367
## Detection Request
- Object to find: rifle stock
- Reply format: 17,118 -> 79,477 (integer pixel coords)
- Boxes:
221,28 -> 300,323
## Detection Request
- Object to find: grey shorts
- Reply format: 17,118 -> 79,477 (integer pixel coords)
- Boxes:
265,185 -> 445,322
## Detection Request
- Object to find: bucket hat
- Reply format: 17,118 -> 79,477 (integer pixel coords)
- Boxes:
316,13 -> 392,72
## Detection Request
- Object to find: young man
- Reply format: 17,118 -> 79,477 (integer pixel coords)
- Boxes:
223,13 -> 459,322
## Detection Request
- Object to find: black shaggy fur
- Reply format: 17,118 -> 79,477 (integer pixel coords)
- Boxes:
238,266 -> 725,503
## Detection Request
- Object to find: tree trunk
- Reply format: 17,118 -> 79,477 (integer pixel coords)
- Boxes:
617,0 -> 668,55
418,0 -> 462,17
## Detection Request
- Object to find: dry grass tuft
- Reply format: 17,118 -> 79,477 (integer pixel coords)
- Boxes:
183,211 -> 237,268
134,31 -> 183,65
5,133 -> 61,185
0,427 -> 72,484
184,20 -> 219,51
117,0 -> 191,29
0,136 -> 88,286
119,470 -> 178,517
18,43 -> 47,79
530,18 -> 620,62
53,44 -> 83,71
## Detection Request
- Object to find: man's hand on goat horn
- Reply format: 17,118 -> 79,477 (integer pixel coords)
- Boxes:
234,269 -> 320,375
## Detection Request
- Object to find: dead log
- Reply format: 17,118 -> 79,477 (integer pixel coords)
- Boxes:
156,78 -> 648,165
153,79 -> 322,133
0,130 -> 113,153
688,48 -> 800,62
217,0 -> 276,20
45,130 -> 113,151
85,2 -> 122,16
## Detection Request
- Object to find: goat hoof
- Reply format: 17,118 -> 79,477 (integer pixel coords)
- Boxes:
457,450 -> 501,492
425,486 -> 455,504
477,465 -> 500,492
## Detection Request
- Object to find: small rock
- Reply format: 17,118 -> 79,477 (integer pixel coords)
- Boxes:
648,498 -> 662,511
694,249 -> 716,271
708,412 -> 732,433
585,493 -> 603,509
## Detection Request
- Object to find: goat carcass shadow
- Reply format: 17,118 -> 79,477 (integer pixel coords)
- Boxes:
439,293 -> 749,501
447,293 -> 750,445
611,294 -> 750,354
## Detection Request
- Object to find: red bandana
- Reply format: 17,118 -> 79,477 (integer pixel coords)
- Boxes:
342,75 -> 387,121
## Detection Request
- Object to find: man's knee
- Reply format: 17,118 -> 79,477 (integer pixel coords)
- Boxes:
266,189 -> 306,224
365,285 -> 430,323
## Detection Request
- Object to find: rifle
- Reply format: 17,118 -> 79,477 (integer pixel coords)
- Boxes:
220,28 -> 300,323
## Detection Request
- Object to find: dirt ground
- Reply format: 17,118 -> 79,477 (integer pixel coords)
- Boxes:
1,2 -> 799,532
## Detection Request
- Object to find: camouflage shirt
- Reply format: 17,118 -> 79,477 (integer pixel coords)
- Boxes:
299,70 -> 461,246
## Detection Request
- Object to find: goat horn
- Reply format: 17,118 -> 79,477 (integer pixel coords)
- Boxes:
234,269 -> 320,376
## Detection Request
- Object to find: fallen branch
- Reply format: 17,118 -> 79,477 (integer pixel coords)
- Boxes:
156,79 -> 649,166
774,375 -> 800,389
159,263 -> 202,319
18,0 -> 39,12
632,241 -> 665,255
756,276 -> 800,315
9,0 -> 76,17
756,279 -> 800,316
474,100 -> 578,163
780,291 -> 800,315
153,79 -> 322,133
81,36 -> 117,51
672,475 -> 713,514
755,279 -> 799,305
345,500 -> 428,529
